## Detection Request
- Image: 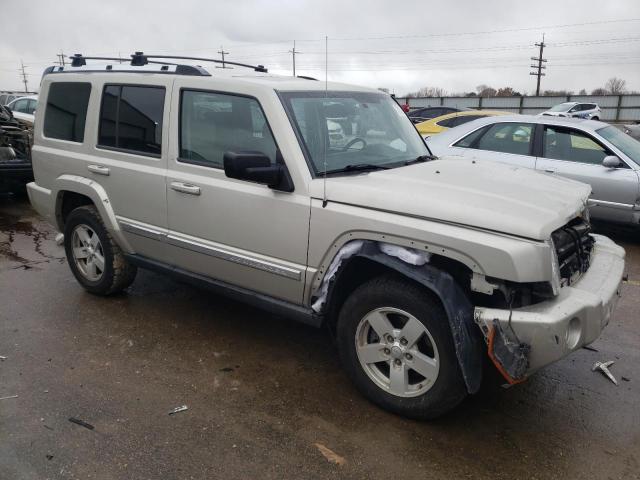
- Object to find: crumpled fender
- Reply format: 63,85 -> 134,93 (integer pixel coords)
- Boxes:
318,240 -> 483,394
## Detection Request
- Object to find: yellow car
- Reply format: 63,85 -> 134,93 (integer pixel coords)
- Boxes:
415,110 -> 511,137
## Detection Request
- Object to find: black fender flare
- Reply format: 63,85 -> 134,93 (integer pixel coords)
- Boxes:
322,241 -> 483,394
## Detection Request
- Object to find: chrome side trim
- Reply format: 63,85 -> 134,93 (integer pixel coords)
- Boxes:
166,234 -> 302,281
119,220 -> 166,241
588,199 -> 634,210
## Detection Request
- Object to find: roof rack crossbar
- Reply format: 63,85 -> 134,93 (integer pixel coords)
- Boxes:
70,54 -> 178,67
143,54 -> 268,73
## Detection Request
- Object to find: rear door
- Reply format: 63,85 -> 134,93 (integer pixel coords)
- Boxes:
90,80 -> 172,258
165,81 -> 310,304
535,125 -> 639,223
455,121 -> 537,168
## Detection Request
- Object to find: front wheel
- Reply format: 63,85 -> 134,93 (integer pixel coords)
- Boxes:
337,275 -> 467,419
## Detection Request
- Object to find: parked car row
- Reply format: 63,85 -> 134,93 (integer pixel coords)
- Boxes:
24,55 -> 625,420
0,91 -> 37,106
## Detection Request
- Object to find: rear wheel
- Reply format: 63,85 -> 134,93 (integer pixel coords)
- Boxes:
64,205 -> 137,295
337,275 -> 467,419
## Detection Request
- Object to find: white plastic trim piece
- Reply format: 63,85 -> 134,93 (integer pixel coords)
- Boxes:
311,241 -> 432,313
312,240 -> 364,313
379,242 -> 431,266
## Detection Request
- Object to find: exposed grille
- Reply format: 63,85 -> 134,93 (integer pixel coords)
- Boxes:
552,217 -> 594,286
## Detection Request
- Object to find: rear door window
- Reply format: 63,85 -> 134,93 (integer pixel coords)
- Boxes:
43,82 -> 92,142
98,85 -> 165,156
474,123 -> 533,155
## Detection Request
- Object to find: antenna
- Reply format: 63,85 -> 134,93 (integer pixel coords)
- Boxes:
322,35 -> 328,208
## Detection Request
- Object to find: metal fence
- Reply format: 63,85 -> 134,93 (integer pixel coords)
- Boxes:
394,94 -> 640,122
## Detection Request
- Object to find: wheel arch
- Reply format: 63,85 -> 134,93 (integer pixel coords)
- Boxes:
53,175 -> 133,253
320,240 -> 483,393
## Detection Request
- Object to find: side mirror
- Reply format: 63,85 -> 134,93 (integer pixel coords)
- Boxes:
602,155 -> 622,168
4,105 -> 11,112
223,151 -> 293,192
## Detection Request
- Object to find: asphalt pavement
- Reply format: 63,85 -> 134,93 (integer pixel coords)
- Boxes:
1,194 -> 639,479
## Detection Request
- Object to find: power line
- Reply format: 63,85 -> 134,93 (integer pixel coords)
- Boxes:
530,34 -> 547,95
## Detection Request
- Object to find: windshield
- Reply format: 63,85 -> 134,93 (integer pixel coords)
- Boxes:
548,103 -> 574,112
279,91 -> 430,175
597,125 -> 640,165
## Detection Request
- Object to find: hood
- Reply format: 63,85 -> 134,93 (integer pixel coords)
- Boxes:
310,158 -> 590,240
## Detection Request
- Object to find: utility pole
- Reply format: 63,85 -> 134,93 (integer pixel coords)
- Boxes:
217,46 -> 229,68
19,60 -> 28,93
56,52 -> 66,67
289,40 -> 301,77
530,33 -> 547,96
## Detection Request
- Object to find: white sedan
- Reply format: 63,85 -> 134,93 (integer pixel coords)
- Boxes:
427,115 -> 640,228
6,95 -> 38,125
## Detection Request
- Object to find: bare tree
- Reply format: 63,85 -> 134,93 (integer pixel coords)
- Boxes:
578,89 -> 587,95
605,77 -> 626,94
405,86 -> 448,98
496,87 -> 522,97
476,84 -> 496,97
591,87 -> 608,95
542,89 -> 573,96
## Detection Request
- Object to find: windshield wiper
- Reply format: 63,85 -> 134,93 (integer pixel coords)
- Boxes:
404,154 -> 437,165
327,163 -> 391,174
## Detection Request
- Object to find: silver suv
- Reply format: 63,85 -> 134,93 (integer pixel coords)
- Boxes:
27,53 -> 625,419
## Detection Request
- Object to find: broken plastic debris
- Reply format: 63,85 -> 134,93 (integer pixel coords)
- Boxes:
487,320 -> 530,384
0,355 -> 7,361
168,405 -> 188,415
592,360 -> 618,385
582,345 -> 598,352
314,443 -> 346,466
0,395 -> 18,400
378,242 -> 431,266
68,417 -> 95,430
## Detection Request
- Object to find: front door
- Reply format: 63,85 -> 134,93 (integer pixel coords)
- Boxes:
165,85 -> 310,304
535,125 -> 640,224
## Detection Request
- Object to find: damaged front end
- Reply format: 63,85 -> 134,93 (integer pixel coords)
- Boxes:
0,104 -> 33,192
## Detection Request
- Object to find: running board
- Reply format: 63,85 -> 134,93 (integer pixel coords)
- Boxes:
125,254 -> 322,328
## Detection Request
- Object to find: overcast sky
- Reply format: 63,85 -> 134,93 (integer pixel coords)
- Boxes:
1,0 -> 639,96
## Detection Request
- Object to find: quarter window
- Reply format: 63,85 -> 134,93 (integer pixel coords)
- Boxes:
179,90 -> 278,168
43,82 -> 91,142
98,85 -> 165,156
543,126 -> 609,164
474,123 -> 533,155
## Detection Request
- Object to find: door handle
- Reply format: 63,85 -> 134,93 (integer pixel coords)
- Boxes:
170,181 -> 201,196
544,169 -> 555,174
87,164 -> 110,176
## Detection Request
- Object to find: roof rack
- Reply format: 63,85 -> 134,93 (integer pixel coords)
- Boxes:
70,51 -> 268,73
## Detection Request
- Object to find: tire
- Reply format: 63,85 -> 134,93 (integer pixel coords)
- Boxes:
63,205 -> 137,295
592,116 -> 599,121
337,275 -> 467,420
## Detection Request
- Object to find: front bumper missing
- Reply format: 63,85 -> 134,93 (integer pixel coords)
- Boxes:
474,234 -> 625,377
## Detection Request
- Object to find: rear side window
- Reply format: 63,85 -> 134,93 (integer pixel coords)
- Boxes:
475,123 -> 533,155
438,114 -> 485,128
43,82 -> 91,142
179,90 -> 277,168
98,85 -> 165,156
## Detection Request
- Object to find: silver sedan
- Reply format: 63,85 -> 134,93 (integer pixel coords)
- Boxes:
427,115 -> 640,227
